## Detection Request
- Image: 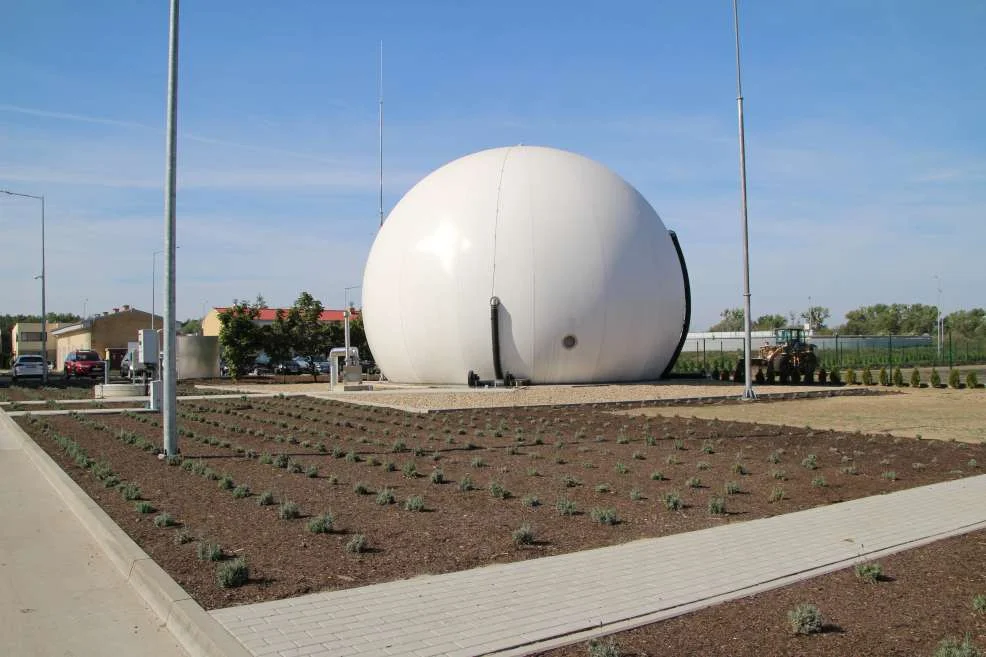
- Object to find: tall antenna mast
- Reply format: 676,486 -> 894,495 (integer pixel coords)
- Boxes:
378,40 -> 384,227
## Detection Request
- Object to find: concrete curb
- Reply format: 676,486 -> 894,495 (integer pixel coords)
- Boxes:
0,408 -> 252,657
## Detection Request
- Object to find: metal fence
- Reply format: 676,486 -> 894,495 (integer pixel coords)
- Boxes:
672,332 -> 986,373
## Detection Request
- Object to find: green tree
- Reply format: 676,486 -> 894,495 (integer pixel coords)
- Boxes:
285,292 -> 332,380
800,306 -> 831,331
944,308 -> 986,339
840,303 -> 938,335
709,308 -> 744,332
754,314 -> 786,330
217,297 -> 265,379
261,310 -> 293,375
348,313 -> 374,364
178,318 -> 202,335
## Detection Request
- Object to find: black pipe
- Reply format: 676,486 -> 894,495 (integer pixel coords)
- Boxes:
661,230 -> 692,378
490,296 -> 503,380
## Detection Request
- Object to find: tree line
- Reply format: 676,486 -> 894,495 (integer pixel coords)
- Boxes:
708,303 -> 985,338
217,292 -> 371,379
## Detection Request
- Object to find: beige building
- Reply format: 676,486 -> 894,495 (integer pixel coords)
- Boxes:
10,322 -> 67,363
51,305 -> 162,371
201,307 -> 352,337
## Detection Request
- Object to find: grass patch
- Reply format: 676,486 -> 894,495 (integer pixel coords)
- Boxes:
788,603 -> 824,635
307,513 -> 334,534
216,558 -> 249,588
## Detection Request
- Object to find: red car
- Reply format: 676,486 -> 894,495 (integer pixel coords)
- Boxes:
63,350 -> 106,379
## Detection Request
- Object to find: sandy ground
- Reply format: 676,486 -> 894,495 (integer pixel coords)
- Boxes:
619,386 -> 986,444
197,380 -> 833,412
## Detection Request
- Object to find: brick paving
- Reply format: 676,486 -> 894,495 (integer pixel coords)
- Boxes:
211,474 -> 986,657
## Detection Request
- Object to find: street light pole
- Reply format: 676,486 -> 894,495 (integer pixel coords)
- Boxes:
934,275 -> 943,359
152,250 -> 162,333
732,0 -> 755,400
2,190 -> 47,384
162,0 -> 180,456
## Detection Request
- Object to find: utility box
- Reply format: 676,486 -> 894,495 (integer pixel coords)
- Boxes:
149,380 -> 162,412
343,364 -> 363,384
138,329 -> 158,366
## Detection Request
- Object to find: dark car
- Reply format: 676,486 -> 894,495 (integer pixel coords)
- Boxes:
64,350 -> 106,379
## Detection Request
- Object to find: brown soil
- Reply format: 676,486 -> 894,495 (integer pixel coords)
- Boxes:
534,529 -> 986,657
0,380 -> 217,402
14,396 -> 985,613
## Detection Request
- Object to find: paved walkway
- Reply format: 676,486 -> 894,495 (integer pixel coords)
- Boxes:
212,474 -> 986,657
0,414 -> 189,656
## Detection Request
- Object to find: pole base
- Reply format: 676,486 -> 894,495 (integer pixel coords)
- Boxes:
741,386 -> 758,401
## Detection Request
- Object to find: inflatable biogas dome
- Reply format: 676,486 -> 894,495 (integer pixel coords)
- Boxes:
361,145 -> 691,385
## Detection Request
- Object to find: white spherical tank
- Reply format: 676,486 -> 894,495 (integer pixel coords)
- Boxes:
362,145 -> 689,385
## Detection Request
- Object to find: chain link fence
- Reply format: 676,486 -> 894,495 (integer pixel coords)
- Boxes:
672,332 -> 986,374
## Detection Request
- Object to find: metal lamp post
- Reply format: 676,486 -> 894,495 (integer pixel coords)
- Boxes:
2,189 -> 47,384
732,0 -> 756,400
162,0 -> 180,456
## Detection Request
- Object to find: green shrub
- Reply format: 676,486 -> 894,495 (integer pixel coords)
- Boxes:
949,368 -> 961,389
861,368 -> 874,386
707,496 -> 726,515
769,487 -> 785,502
259,452 -> 273,465
587,638 -> 621,657
892,366 -> 904,387
375,487 -> 396,505
882,471 -> 898,481
401,461 -> 418,478
521,494 -> 540,507
650,471 -> 664,481
119,482 -> 142,501
391,439 -> 407,453
767,450 -> 782,464
967,371 -> 980,389
197,541 -> 223,561
218,474 -> 234,490
829,367 -> 841,384
731,463 -> 748,475
305,465 -> 319,478
663,490 -> 684,510
307,513 -> 334,534
512,523 -> 535,546
614,462 -> 629,475
878,367 -> 889,386
345,534 -> 367,554
488,481 -> 510,499
811,476 -> 827,488
686,476 -> 701,489
353,481 -> 370,495
787,603 -> 823,635
590,507 -> 619,525
724,481 -> 741,495
257,490 -> 274,506
278,501 -> 300,519
801,454 -> 818,470
153,512 -> 176,528
854,562 -> 883,583
556,498 -> 577,516
931,368 -> 941,388
173,529 -> 193,545
404,495 -> 425,511
696,461 -> 711,471
429,468 -> 446,484
216,558 -> 249,588
232,484 -> 251,498
846,368 -> 857,385
933,635 -> 983,657
910,367 -> 921,387
972,594 -> 986,614
457,474 -> 474,491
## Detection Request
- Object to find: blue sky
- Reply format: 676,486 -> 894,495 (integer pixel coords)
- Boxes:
1,0 -> 983,329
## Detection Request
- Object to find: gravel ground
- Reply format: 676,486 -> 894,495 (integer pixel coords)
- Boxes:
196,380 -> 837,411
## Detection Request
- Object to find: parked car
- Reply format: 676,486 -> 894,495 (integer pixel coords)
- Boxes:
274,358 -> 301,375
11,354 -> 46,382
63,350 -> 106,379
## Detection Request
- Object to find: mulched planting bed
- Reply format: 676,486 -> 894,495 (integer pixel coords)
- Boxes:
14,395 -> 985,611
534,529 -> 986,657
0,380 -> 221,402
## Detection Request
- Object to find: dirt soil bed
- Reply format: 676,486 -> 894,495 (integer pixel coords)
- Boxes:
625,387 -> 986,444
14,395 -> 984,612
0,380 -> 219,402
534,528 -> 986,657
